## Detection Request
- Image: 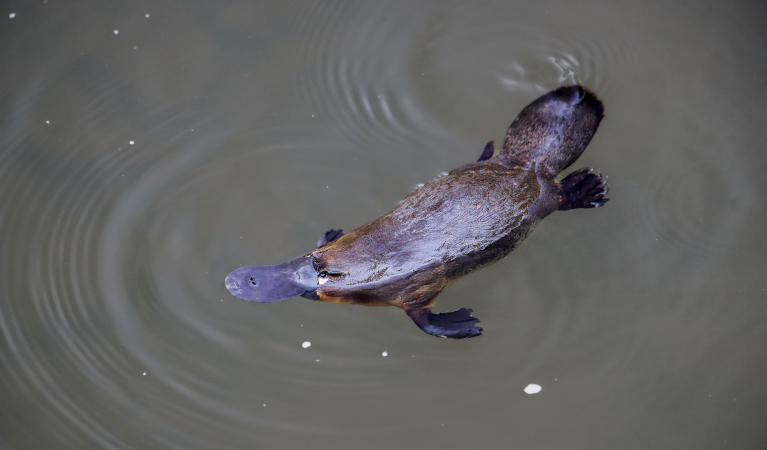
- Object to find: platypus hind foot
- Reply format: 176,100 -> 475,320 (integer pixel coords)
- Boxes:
406,307 -> 482,339
477,140 -> 495,162
559,167 -> 610,210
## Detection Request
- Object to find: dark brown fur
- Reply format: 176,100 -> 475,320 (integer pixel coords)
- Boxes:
225,85 -> 609,339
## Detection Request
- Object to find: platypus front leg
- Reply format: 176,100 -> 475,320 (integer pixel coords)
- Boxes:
317,228 -> 344,248
405,306 -> 483,339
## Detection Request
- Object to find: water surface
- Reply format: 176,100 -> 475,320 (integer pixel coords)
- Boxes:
1,0 -> 766,448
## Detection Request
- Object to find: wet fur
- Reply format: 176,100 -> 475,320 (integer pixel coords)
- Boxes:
225,85 -> 609,339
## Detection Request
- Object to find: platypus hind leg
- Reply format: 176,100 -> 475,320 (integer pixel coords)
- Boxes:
406,307 -> 483,339
317,228 -> 344,248
559,167 -> 610,210
477,140 -> 495,162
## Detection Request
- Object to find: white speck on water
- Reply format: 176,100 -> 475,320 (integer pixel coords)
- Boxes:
133,46 -> 138,50
382,351 -> 388,357
9,13 -> 16,18
45,120 -> 50,124
129,141 -> 135,145
263,404 -> 266,407
311,114 -> 314,117
302,341 -> 311,348
145,13 -> 150,18
142,372 -> 146,376
113,29 -> 119,34
524,383 -> 542,394
316,359 -> 320,362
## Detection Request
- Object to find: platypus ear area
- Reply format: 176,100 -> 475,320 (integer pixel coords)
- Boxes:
406,307 -> 483,339
477,140 -> 495,162
317,228 -> 344,248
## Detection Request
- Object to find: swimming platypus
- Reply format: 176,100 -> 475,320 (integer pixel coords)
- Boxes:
225,85 -> 609,339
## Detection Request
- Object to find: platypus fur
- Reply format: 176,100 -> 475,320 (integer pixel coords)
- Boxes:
225,85 -> 609,339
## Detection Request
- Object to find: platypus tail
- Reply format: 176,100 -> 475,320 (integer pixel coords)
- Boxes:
496,85 -> 604,178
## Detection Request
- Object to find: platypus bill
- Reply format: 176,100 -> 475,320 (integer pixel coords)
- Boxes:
225,85 -> 609,339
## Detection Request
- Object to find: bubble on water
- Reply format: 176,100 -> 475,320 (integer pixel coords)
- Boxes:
113,29 -> 119,35
524,383 -> 542,394
145,14 -> 150,18
9,13 -> 16,18
302,341 -> 311,348
382,351 -> 388,357
129,141 -> 135,145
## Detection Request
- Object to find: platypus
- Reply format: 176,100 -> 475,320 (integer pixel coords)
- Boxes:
225,85 -> 609,339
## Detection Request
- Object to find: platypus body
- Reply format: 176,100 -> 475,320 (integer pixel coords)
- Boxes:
225,85 -> 609,338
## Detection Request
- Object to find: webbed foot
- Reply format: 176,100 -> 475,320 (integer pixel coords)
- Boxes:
317,228 -> 344,248
477,140 -> 495,162
406,307 -> 482,339
559,167 -> 610,210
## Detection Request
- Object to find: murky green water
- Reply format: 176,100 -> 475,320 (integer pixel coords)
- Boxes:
2,0 -> 766,448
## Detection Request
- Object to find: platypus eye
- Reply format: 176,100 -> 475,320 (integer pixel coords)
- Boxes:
318,271 -> 343,282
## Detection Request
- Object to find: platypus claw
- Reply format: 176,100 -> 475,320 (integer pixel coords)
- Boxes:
559,167 -> 610,210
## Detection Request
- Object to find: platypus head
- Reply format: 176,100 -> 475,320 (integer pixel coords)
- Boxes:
224,256 -> 320,302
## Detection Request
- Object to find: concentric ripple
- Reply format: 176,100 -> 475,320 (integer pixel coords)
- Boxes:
291,1 -> 469,172
408,14 -> 643,139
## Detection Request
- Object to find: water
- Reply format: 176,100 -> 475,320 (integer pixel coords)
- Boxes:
2,0 -> 766,448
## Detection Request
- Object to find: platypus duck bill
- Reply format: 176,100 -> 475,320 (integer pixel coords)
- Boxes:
225,256 -> 318,303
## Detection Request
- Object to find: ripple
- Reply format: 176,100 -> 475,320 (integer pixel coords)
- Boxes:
290,1 -> 465,169
491,34 -> 642,96
409,11 -> 642,136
